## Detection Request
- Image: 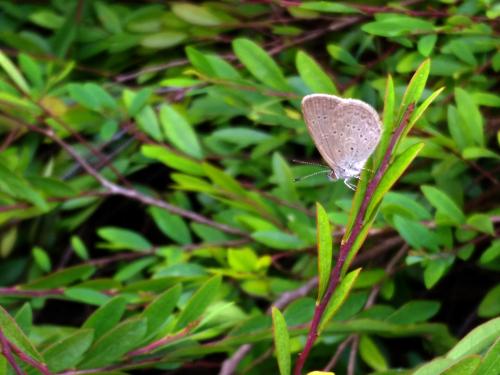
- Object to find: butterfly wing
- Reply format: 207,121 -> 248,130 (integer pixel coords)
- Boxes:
330,98 -> 381,167
302,94 -> 382,177
301,94 -> 344,172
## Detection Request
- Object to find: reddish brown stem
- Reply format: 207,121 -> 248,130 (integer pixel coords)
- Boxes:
0,328 -> 23,375
293,104 -> 415,375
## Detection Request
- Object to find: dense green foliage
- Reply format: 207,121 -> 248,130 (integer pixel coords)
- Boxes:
0,1 -> 499,374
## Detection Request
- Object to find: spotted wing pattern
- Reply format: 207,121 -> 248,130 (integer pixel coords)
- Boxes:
302,94 -> 381,179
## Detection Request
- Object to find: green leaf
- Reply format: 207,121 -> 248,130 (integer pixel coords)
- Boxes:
228,247 -> 260,273
386,300 -> 441,324
272,152 -> 298,202
316,202 -> 332,301
447,40 -> 478,66
447,317 -> 500,360
114,257 -> 156,282
186,46 -> 241,80
441,356 -> 481,375
362,15 -> 434,37
414,357 -> 454,375
97,226 -> 152,252
252,230 -> 304,250
160,104 -> 203,159
374,75 -> 395,168
64,287 -> 111,306
327,44 -> 360,67
171,3 -> 223,26
479,240 -> 500,265
359,335 -> 388,371
0,164 -> 49,211
142,284 -> 182,336
141,145 -> 204,175
366,143 -> 424,220
478,285 -> 500,318
393,215 -> 440,252
135,105 -> 163,141
32,246 -> 51,272
19,53 -> 43,89
418,35 -> 437,57
210,127 -> 271,148
424,256 -> 454,289
462,146 -> 500,160
447,104 -> 472,150
0,305 -> 43,361
272,307 -> 291,375
80,318 -> 147,369
476,338 -> 500,375
140,31 -> 187,49
175,275 -> 221,330
466,213 -> 494,235
82,296 -> 127,339
232,38 -> 289,91
43,329 -> 94,372
71,235 -> 89,260
94,1 -> 122,34
299,1 -> 359,13
296,50 -> 337,94
409,86 -> 445,128
203,162 -> 247,196
0,50 -> 30,93
14,303 -> 32,335
21,264 -> 95,289
455,87 -> 484,147
149,206 -> 192,245
319,268 -> 361,333
125,88 -> 151,117
400,59 -> 430,119
421,185 -> 466,225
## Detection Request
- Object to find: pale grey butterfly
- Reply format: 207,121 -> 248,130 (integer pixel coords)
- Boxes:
301,94 -> 382,190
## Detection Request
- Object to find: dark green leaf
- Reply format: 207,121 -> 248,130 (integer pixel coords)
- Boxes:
232,38 -> 289,91
296,50 -> 337,94
97,227 -> 152,252
44,330 -> 94,372
80,318 -> 147,369
175,275 -> 221,330
82,296 -> 127,339
142,284 -> 181,336
160,104 -> 203,159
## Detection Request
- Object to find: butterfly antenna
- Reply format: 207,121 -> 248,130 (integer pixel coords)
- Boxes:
293,169 -> 330,182
292,159 -> 328,168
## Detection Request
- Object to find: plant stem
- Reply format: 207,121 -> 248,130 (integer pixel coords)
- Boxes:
293,104 -> 415,375
0,328 -> 23,375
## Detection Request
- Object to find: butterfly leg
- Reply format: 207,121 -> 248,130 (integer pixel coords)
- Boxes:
343,179 -> 356,191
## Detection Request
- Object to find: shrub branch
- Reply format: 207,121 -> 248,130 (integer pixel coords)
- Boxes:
293,103 -> 416,375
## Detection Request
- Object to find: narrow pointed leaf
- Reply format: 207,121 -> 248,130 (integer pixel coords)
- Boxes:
175,275 -> 221,330
232,38 -> 289,91
319,268 -> 362,333
272,307 -> 291,375
400,59 -> 430,118
316,202 -> 332,301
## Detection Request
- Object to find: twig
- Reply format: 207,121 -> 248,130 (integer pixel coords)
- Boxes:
219,344 -> 252,375
3,114 -> 247,237
8,340 -> 51,375
0,328 -> 24,375
293,104 -> 415,375
324,335 -> 355,371
347,336 -> 359,375
0,287 -> 65,298
127,324 -> 193,357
